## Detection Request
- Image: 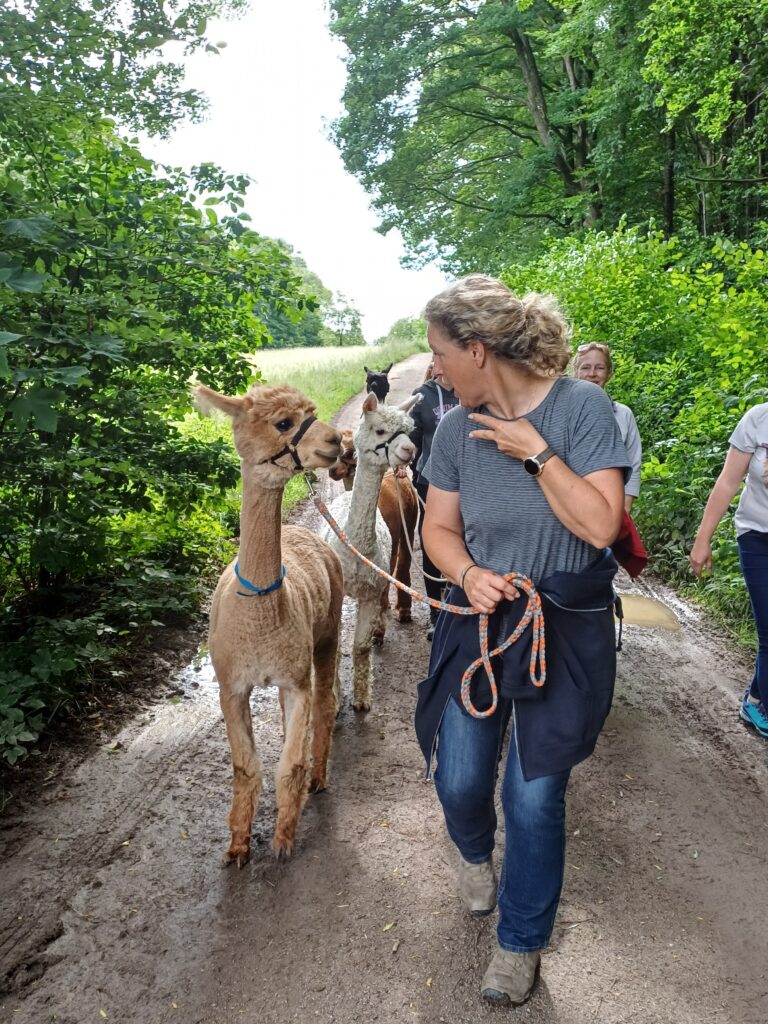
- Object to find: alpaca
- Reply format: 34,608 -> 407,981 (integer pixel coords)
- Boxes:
195,382 -> 344,866
329,429 -> 419,626
320,392 -> 419,712
364,363 -> 393,401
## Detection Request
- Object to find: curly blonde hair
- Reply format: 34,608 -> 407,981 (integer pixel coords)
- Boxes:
423,275 -> 571,376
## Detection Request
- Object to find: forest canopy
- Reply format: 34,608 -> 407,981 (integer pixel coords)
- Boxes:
329,0 -> 768,271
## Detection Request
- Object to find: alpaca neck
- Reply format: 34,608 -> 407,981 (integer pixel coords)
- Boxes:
236,472 -> 284,589
346,458 -> 386,551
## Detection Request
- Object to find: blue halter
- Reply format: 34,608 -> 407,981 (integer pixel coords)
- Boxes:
234,561 -> 286,597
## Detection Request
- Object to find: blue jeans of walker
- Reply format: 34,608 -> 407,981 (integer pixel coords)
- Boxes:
433,696 -> 571,953
738,529 -> 768,706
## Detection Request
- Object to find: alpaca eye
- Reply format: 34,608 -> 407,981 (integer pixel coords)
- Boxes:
275,418 -> 293,432
376,429 -> 386,436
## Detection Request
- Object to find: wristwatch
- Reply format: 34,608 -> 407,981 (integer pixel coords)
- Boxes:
523,445 -> 555,478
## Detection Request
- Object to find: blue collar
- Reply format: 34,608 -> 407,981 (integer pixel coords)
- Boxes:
234,561 -> 286,597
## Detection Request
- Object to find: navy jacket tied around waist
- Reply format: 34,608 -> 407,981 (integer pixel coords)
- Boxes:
415,551 -> 619,781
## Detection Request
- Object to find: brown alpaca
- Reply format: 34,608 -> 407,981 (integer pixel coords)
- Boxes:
329,429 -> 419,629
195,383 -> 343,866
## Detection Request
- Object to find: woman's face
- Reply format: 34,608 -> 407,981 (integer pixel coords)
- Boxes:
427,323 -> 479,406
432,364 -> 454,390
575,348 -> 610,389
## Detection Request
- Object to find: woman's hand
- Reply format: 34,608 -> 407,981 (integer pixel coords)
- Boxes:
463,565 -> 519,614
689,537 -> 713,578
393,465 -> 408,479
468,413 -> 544,460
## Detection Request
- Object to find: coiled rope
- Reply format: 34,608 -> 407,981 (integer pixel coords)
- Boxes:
307,477 -> 546,718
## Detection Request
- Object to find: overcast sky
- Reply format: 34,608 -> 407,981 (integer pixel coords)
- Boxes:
142,0 -> 446,341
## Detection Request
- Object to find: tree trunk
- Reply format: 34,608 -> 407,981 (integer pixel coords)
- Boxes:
662,126 -> 675,236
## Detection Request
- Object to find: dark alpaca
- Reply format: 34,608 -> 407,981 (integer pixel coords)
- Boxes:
364,363 -> 393,401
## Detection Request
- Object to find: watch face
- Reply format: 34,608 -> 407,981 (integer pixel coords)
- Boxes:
523,457 -> 540,477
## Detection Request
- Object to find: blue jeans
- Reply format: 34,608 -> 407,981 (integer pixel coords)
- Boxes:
433,696 -> 571,952
738,529 -> 768,706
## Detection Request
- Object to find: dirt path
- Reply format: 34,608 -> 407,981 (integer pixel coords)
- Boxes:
2,353 -> 767,1024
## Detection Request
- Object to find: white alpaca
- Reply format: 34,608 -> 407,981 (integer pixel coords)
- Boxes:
321,392 -> 420,712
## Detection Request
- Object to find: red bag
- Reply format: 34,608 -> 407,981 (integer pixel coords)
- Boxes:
612,511 -> 648,578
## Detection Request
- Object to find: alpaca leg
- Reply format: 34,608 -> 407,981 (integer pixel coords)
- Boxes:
219,685 -> 262,868
273,684 -> 311,859
278,687 -> 286,740
372,581 -> 389,645
309,636 -> 339,792
373,571 -> 390,646
394,534 -> 413,623
352,600 -> 376,712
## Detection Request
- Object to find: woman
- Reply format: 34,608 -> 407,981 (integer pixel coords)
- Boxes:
410,362 -> 459,639
689,403 -> 768,737
416,276 -> 628,1007
573,343 -> 642,512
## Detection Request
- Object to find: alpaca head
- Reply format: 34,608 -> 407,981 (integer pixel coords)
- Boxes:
194,383 -> 342,488
328,429 -> 357,486
354,392 -> 420,472
364,363 -> 393,401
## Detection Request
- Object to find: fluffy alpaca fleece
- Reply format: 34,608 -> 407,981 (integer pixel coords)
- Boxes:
195,383 -> 344,867
328,429 -> 419,625
320,392 -> 420,711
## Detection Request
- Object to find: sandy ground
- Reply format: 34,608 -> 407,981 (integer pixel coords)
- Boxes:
2,352 -> 768,1024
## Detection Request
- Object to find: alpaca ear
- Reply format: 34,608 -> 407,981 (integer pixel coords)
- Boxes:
364,366 -> 372,375
383,363 -> 393,374
397,393 -> 422,413
194,384 -> 247,419
362,391 -> 378,414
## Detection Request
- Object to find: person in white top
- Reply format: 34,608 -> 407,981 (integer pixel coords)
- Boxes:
572,343 -> 642,513
690,403 -> 768,738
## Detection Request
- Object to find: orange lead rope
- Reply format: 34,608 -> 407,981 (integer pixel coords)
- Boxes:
461,573 -> 545,718
309,483 -> 546,719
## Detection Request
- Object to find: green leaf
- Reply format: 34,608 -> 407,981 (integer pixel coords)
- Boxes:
3,269 -> 49,294
9,387 -> 65,433
0,216 -> 57,241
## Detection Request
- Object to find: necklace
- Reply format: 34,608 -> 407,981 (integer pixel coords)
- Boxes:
484,378 -> 558,421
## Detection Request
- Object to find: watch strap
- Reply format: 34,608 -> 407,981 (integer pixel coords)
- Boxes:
535,445 -> 555,467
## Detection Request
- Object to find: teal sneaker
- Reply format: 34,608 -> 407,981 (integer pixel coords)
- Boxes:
739,691 -> 768,739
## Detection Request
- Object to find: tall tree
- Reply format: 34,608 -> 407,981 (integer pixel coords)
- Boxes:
641,0 -> 768,239
0,0 -> 246,135
329,0 -> 768,269
329,0 -> 661,268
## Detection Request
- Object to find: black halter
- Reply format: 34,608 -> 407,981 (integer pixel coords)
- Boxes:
260,414 -> 317,470
369,428 -> 410,462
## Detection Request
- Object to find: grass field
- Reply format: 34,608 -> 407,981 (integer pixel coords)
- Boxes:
249,338 -> 426,423
183,336 -> 428,516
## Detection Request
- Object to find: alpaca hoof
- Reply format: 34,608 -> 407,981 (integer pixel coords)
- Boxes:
309,776 -> 327,794
396,609 -> 412,623
223,843 -> 251,868
273,834 -> 295,860
371,631 -> 384,647
353,699 -> 371,713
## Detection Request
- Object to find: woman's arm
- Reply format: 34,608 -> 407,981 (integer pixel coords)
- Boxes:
423,486 -> 520,614
468,413 -> 624,549
622,410 -> 642,510
689,447 -> 752,576
409,394 -> 425,479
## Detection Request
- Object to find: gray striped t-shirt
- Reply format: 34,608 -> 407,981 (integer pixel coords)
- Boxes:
423,376 -> 630,583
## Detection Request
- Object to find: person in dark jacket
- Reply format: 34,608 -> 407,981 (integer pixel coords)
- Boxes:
418,275 -> 628,1007
410,363 -> 459,639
